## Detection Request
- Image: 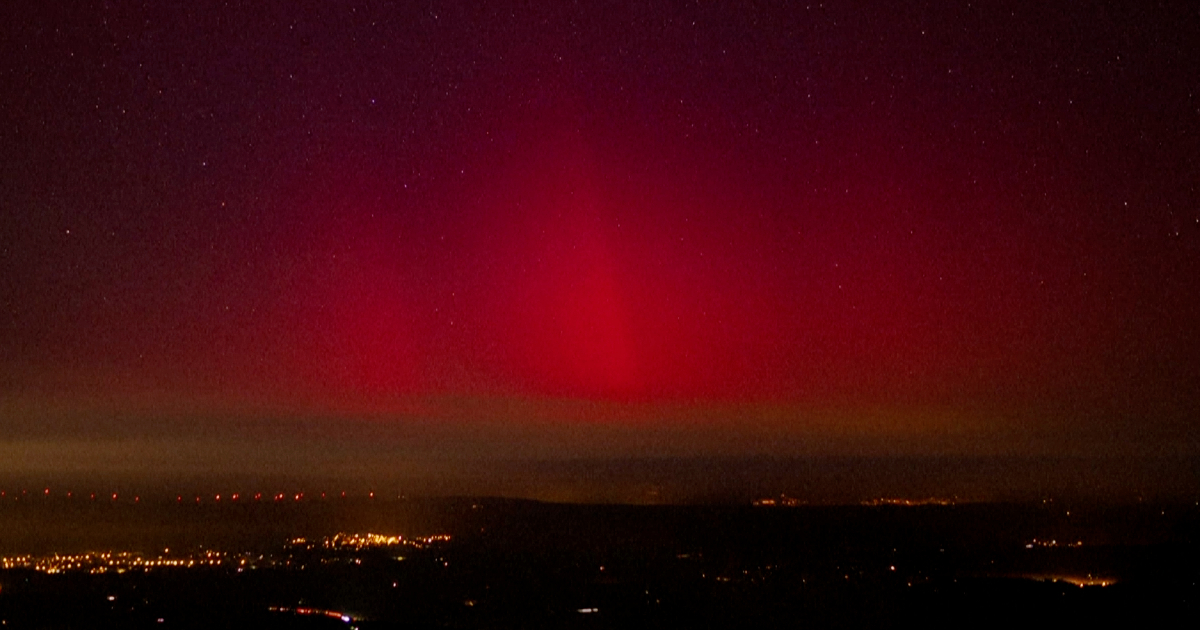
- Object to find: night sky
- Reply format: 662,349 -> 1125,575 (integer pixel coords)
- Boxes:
2,1 -> 1198,500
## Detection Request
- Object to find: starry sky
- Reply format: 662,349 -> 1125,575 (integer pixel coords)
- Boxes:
2,1 -> 1198,499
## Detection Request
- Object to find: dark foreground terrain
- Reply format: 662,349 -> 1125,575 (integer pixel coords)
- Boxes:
0,499 -> 1196,628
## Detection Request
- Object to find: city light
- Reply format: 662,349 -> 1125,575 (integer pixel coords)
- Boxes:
2,532 -> 451,576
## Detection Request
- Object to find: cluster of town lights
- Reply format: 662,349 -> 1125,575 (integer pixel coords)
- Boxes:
0,488 -> 386,503
1,550 -> 231,574
1,532 -> 450,576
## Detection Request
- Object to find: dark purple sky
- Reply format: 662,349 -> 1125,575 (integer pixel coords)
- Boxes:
1,1 -> 1197,499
